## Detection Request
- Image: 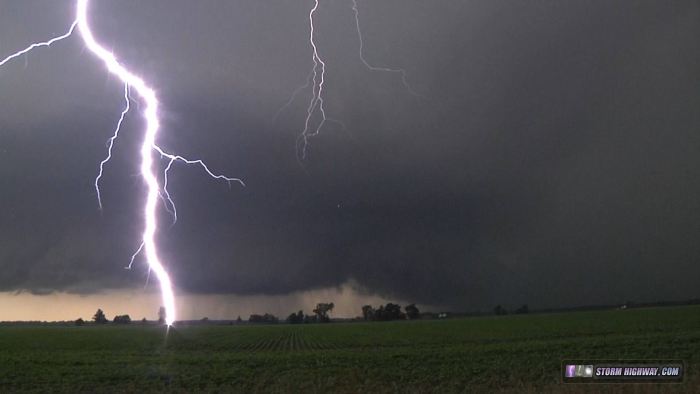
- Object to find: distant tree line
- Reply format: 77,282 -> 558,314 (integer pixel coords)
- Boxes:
46,297 -> 700,326
255,303 -> 337,325
74,307 -> 167,326
285,310 -> 317,324
493,304 -> 529,315
248,313 -> 279,324
113,315 -> 132,324
361,303 -> 420,321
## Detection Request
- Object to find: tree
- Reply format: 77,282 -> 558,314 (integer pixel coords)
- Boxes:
364,303 -> 406,321
286,310 -> 305,324
157,306 -> 166,324
375,305 -> 386,321
387,303 -> 403,320
361,305 -> 375,321
141,318 -> 147,324
286,312 -> 300,324
92,309 -> 108,324
405,304 -> 420,320
75,318 -> 85,326
515,304 -> 529,314
313,302 -> 334,323
249,313 -> 279,324
236,316 -> 242,323
303,314 -> 317,324
493,305 -> 507,316
113,315 -> 131,324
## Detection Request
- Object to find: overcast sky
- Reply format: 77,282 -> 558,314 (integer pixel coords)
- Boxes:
0,0 -> 698,320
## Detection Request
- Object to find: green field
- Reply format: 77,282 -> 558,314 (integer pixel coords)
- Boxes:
1,306 -> 699,393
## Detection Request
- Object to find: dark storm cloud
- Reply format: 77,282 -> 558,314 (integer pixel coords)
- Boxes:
0,0 -> 698,310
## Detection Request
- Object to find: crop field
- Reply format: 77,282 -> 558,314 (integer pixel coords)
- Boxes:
1,305 -> 699,393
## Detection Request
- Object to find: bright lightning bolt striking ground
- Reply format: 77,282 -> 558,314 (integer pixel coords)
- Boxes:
1,0 -> 243,326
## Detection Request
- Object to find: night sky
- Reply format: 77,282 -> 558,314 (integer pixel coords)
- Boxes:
0,0 -> 698,319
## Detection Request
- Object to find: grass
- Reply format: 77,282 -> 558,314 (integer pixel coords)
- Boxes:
0,305 -> 699,393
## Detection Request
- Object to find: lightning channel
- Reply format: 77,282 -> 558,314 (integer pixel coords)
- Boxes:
0,22 -> 77,67
289,0 -> 419,160
350,0 -> 422,97
77,0 -> 247,325
76,0 -> 180,325
161,157 -> 177,224
298,0 -> 328,160
95,83 -> 130,210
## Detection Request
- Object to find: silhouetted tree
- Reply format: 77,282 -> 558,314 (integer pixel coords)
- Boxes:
365,303 -> 406,321
384,303 -> 403,320
405,304 -> 420,320
361,305 -> 375,321
304,314 -> 317,324
141,318 -> 147,324
157,306 -> 166,324
286,310 -> 305,324
92,309 -> 108,324
249,313 -> 279,324
113,315 -> 132,324
493,305 -> 507,315
249,314 -> 262,323
313,302 -> 334,323
236,316 -> 242,323
515,304 -> 529,314
75,318 -> 85,326
375,305 -> 386,321
286,311 -> 299,324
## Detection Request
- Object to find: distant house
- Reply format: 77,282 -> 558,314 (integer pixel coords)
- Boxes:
437,312 -> 450,319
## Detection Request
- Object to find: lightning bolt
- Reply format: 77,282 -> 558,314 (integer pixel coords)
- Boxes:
94,82 -> 130,210
288,0 -> 420,160
0,21 -> 78,67
350,0 -> 422,98
1,0 -> 244,326
297,0 -> 328,160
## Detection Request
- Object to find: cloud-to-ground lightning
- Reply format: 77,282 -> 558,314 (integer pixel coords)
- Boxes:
1,0 -> 243,326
